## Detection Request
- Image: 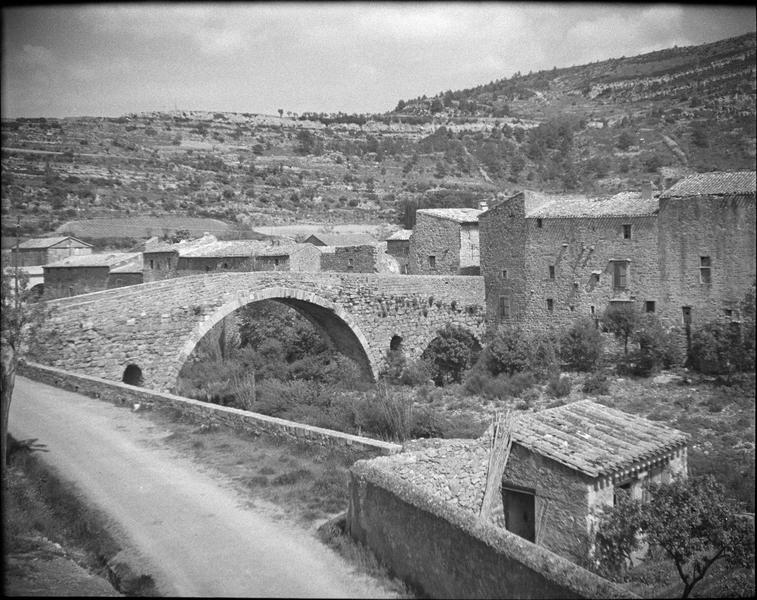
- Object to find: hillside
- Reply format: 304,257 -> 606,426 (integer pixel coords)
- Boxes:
1,33 -> 754,240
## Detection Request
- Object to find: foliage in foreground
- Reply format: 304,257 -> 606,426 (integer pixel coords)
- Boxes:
595,475 -> 755,599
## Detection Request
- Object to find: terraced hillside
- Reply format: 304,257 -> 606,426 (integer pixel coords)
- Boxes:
1,33 -> 754,241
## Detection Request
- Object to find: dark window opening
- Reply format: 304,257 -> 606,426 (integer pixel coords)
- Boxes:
499,295 -> 510,320
623,224 -> 632,239
614,481 -> 632,507
548,265 -> 555,280
612,261 -> 628,290
223,262 -> 229,269
428,255 -> 436,269
536,218 -> 543,228
502,269 -> 508,280
645,301 -> 655,313
390,335 -> 403,352
700,256 -> 711,284
682,306 -> 692,326
546,298 -> 554,312
122,364 -> 143,387
205,265 -> 211,272
502,485 -> 535,542
724,308 -> 733,318
149,259 -> 154,269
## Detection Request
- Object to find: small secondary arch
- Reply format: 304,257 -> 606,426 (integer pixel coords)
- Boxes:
174,286 -> 379,385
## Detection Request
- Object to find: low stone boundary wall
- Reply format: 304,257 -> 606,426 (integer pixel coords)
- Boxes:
348,461 -> 636,599
19,362 -> 401,458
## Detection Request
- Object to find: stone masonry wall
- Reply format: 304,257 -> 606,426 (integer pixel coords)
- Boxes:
31,272 -> 486,392
657,193 -> 756,328
348,460 -> 634,599
19,361 -> 401,459
409,213 -> 462,275
43,266 -> 111,299
142,251 -> 179,282
503,443 -> 594,565
518,215 -> 660,333
460,222 -> 480,269
320,245 -> 378,273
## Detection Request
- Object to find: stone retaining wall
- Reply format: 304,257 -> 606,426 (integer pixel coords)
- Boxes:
19,362 -> 401,459
348,460 -> 636,599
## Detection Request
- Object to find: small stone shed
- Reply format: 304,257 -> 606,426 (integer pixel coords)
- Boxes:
43,252 -> 143,298
350,399 -> 688,566
409,208 -> 483,275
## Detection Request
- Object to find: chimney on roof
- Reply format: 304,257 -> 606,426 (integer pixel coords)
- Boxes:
641,181 -> 653,200
478,201 -> 488,211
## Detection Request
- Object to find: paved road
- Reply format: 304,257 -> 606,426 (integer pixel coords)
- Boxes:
9,376 -> 394,598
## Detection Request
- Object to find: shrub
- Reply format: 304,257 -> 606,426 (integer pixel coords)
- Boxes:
601,303 -> 642,355
482,326 -> 558,381
463,369 -> 537,400
561,318 -> 603,371
629,315 -> 681,376
582,371 -> 611,395
547,374 -> 571,398
421,324 -> 481,386
690,322 -> 741,375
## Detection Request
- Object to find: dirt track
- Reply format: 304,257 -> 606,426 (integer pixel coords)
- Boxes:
9,376 -> 395,598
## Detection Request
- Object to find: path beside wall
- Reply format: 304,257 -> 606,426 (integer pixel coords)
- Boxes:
18,362 -> 401,459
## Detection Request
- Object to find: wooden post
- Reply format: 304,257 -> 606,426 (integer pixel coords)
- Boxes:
479,411 -> 515,521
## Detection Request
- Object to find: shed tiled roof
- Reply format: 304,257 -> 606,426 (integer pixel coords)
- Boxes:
513,400 -> 688,478
416,208 -> 483,223
386,229 -> 413,241
254,243 -> 315,257
305,233 -> 377,246
525,191 -> 659,218
660,171 -> 756,198
110,256 -> 144,273
143,234 -> 218,254
18,236 -> 92,249
44,252 -> 141,269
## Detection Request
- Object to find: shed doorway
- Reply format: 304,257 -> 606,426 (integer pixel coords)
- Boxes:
502,484 -> 536,542
122,364 -> 143,387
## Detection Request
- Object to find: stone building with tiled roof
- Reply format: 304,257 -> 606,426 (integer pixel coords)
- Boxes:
43,252 -> 143,298
480,171 -> 756,335
12,235 -> 92,267
350,400 -> 688,565
409,208 -> 483,275
385,229 -> 413,274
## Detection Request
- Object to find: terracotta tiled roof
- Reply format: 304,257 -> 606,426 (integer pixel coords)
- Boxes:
416,208 -> 483,223
305,233 -> 377,246
386,229 -> 413,241
18,236 -> 92,249
513,400 -> 689,478
660,171 -> 756,198
525,191 -> 659,218
44,252 -> 141,269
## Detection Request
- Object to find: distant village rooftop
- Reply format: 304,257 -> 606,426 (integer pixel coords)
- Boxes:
17,236 -> 92,249
178,239 -> 270,258
304,233 -> 377,246
386,229 -> 413,241
44,252 -> 141,269
522,190 -> 659,219
416,208 -> 483,223
659,170 -> 756,198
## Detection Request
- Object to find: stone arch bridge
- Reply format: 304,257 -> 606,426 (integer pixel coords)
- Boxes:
31,272 -> 486,392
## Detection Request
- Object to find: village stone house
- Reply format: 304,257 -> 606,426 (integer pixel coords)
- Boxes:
251,243 -> 321,272
385,229 -> 412,274
43,252 -> 142,299
318,244 -> 385,272
479,171 -> 756,335
354,399 -> 688,566
409,208 -> 483,275
12,236 -> 92,266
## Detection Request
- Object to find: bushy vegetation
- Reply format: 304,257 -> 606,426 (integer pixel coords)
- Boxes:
560,317 -> 603,371
420,324 -> 481,386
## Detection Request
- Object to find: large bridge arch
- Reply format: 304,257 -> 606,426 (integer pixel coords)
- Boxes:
173,287 -> 379,387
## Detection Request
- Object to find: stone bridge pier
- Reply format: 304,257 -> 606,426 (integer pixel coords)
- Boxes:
31,272 -> 486,392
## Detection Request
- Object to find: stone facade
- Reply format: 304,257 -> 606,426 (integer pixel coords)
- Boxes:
43,252 -> 142,299
31,272 -> 486,392
480,172 -> 756,334
319,245 -> 380,273
385,230 -> 412,274
409,208 -> 482,275
12,236 -> 92,267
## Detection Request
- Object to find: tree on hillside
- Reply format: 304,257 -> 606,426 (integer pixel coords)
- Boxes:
1,264 -> 49,475
595,476 -> 755,599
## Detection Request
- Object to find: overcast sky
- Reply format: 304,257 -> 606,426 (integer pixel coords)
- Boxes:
2,2 -> 755,118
